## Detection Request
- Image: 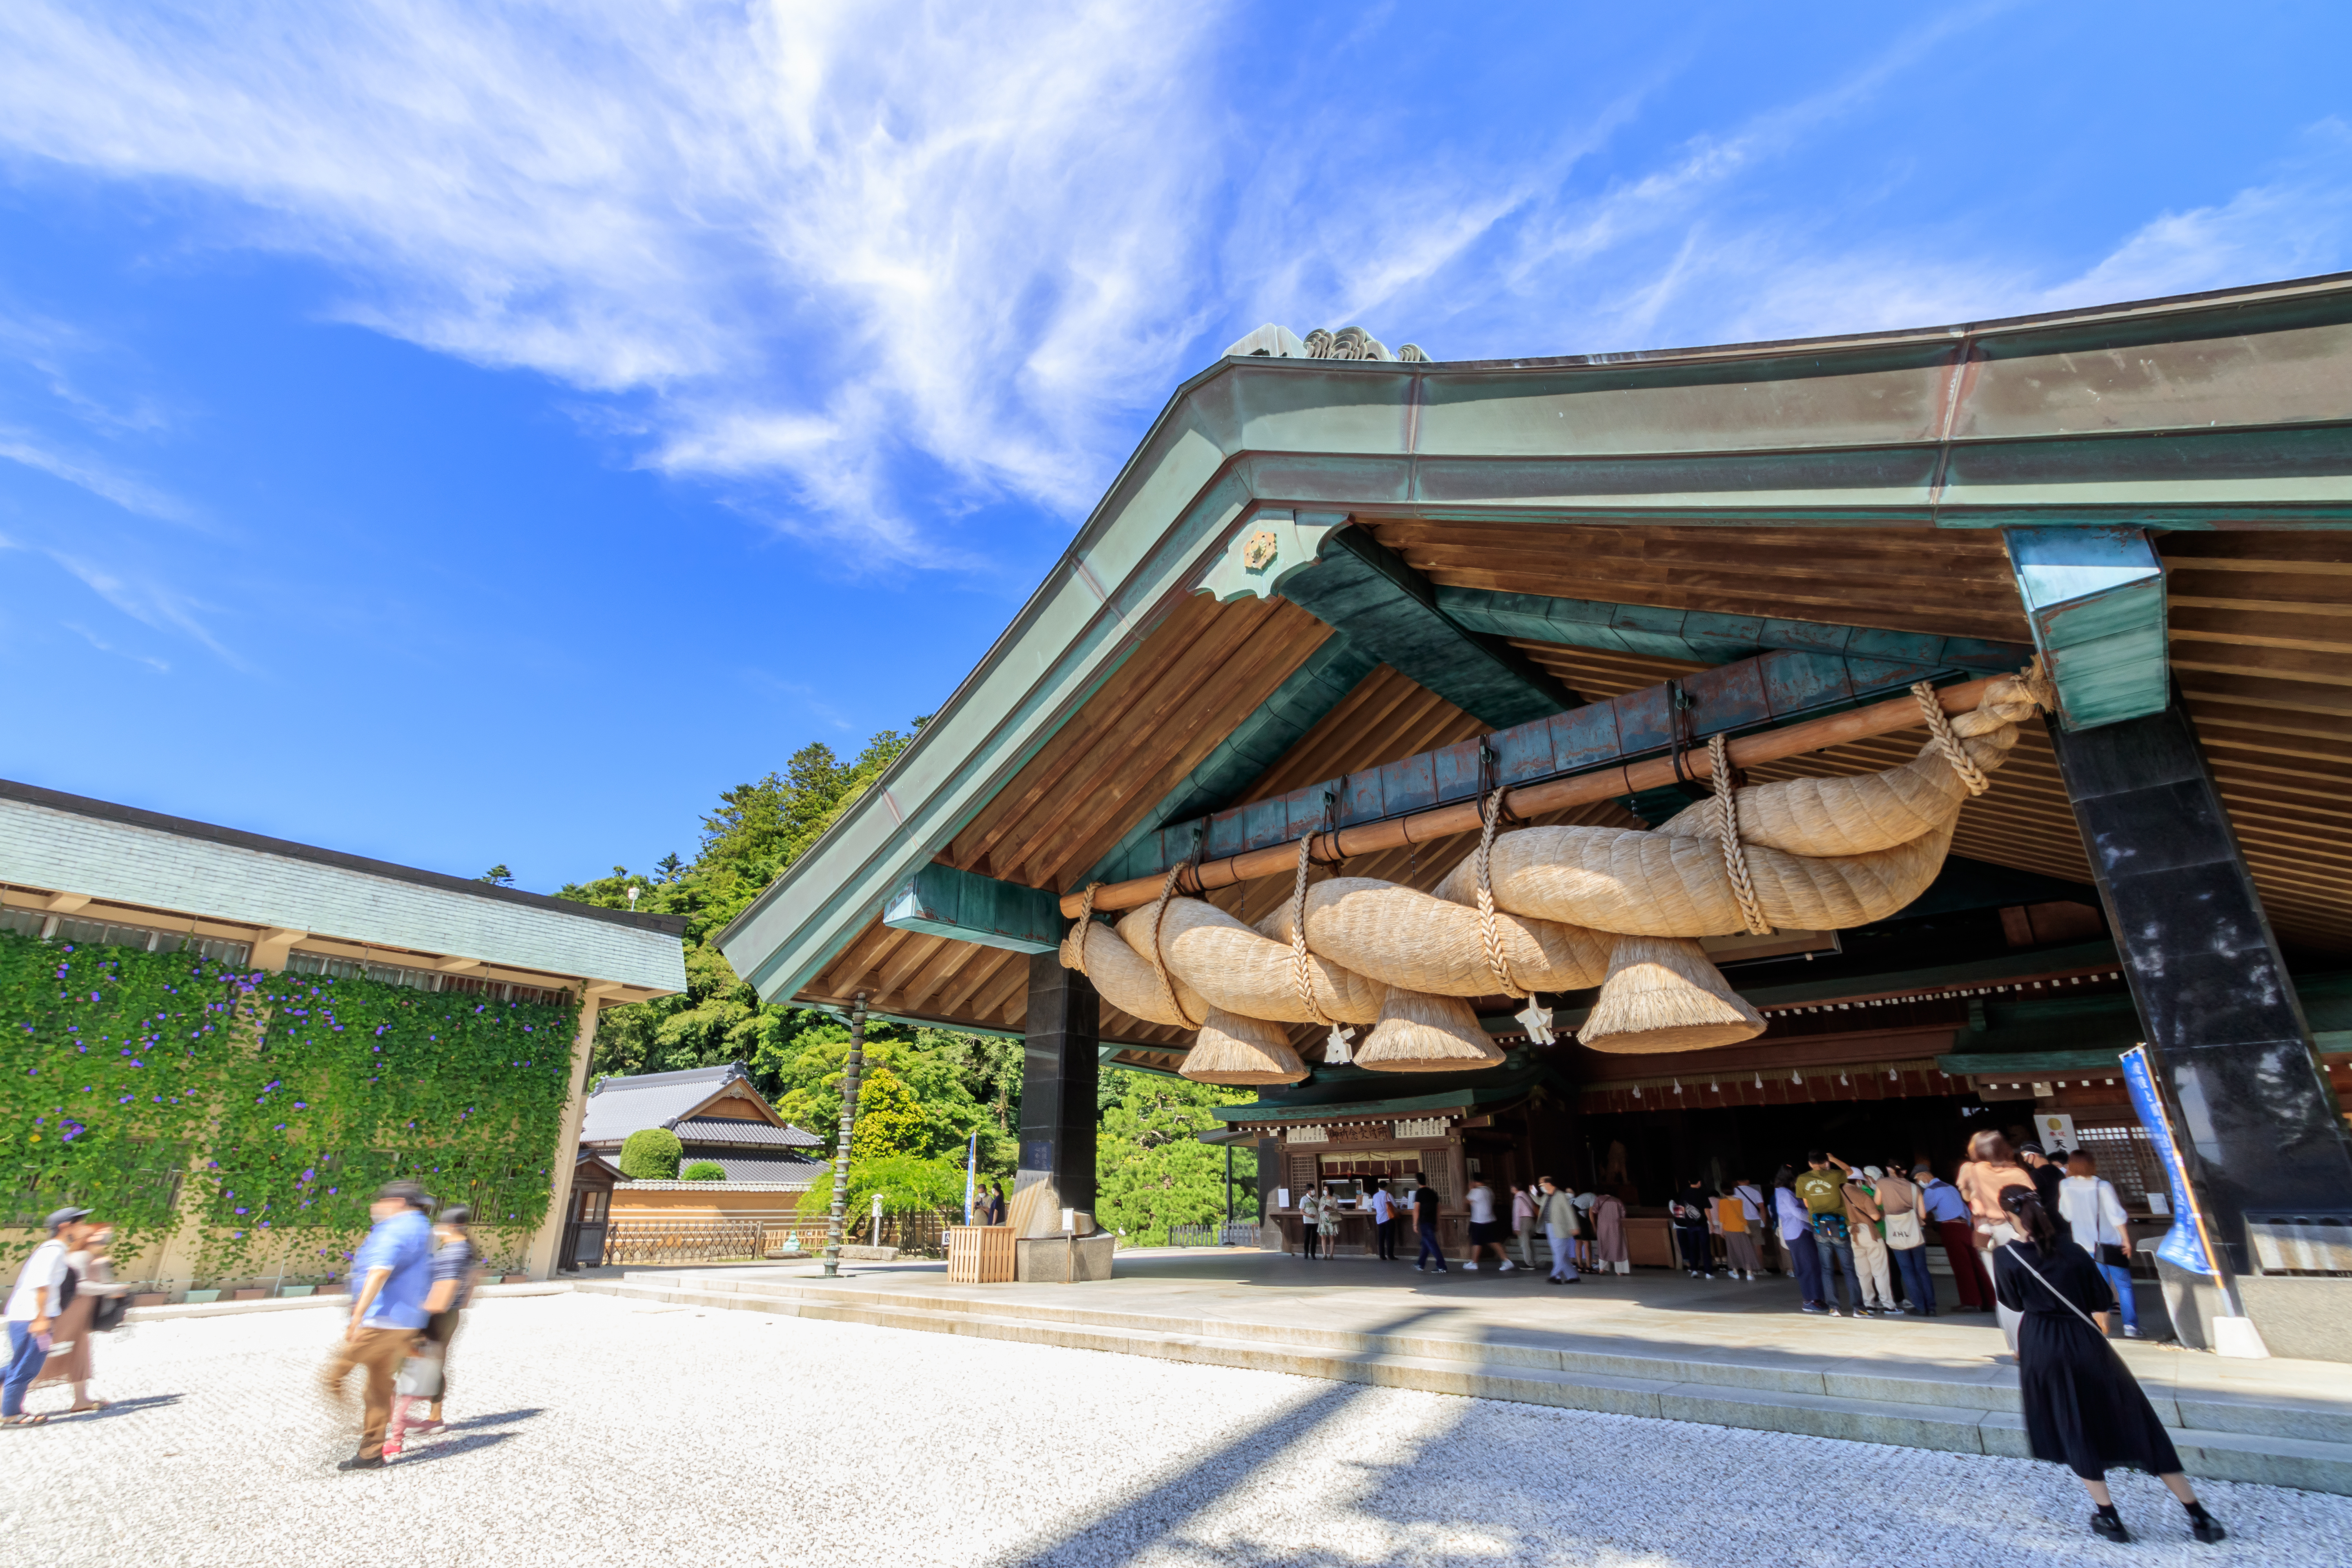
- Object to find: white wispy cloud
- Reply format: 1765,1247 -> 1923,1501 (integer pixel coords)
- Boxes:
47,552 -> 244,670
1,0 -> 2347,577
62,621 -> 169,673
0,426 -> 195,522
0,1 -> 1234,566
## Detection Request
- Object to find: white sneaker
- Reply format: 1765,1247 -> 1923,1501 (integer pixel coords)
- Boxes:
1500,1261 -> 1515,1272
1464,1261 -> 1478,1270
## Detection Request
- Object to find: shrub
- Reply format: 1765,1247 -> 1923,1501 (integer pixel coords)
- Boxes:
795,1151 -> 965,1216
681,1160 -> 726,1181
618,1127 -> 683,1180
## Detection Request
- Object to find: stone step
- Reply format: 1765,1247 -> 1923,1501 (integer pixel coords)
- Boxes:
573,1277 -> 2352,1494
612,1269 -> 2352,1446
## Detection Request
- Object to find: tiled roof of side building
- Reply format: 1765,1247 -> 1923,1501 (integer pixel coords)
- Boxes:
577,1062 -> 805,1146
663,1152 -> 831,1185
0,779 -> 687,993
672,1116 -> 822,1147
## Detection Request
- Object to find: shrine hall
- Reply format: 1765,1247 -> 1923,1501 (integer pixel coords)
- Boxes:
717,277 -> 2352,1363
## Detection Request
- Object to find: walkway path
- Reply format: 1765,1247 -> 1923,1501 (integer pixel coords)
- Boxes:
586,1247 -> 2352,1492
4,1290 -> 2345,1566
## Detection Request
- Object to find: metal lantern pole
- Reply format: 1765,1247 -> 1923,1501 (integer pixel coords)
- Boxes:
822,993 -> 867,1278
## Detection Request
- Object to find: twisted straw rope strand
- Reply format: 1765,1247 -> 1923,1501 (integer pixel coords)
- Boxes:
1475,788 -> 1528,998
1709,733 -> 1773,936
1290,834 -> 1335,1028
1145,863 -> 1200,1029
1912,681 -> 1991,796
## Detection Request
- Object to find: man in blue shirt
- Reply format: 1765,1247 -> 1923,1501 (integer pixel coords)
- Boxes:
321,1180 -> 435,1469
1915,1161 -> 1992,1313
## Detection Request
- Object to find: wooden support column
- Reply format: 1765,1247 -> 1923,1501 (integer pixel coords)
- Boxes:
524,981 -> 620,1279
1009,952 -> 1098,1238
2051,701 -> 2352,1281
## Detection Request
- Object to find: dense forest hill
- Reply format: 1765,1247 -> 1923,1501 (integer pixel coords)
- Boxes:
552,726 -> 1256,1241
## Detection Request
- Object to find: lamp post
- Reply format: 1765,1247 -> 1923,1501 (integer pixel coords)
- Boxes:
822,993 -> 867,1279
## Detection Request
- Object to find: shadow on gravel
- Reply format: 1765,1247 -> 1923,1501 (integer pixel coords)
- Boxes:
394,1432 -> 516,1466
54,1394 -> 182,1421
444,1407 -> 542,1430
1007,1380 -> 1370,1568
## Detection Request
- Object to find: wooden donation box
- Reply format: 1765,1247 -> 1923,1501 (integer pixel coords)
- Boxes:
947,1225 -> 1015,1283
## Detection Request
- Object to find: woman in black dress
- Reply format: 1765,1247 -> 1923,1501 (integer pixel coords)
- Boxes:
1993,1186 -> 2225,1544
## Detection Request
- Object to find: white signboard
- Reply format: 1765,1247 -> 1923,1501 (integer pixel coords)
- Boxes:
1287,1125 -> 1328,1145
1276,1189 -> 1291,1210
1395,1117 -> 1449,1140
2036,1111 -> 2079,1152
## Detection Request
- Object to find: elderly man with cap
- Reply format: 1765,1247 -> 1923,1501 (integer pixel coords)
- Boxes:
321,1181 -> 435,1469
4,1207 -> 98,1425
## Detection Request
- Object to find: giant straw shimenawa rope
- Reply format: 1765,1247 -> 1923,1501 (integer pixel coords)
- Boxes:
1063,673 -> 2045,1083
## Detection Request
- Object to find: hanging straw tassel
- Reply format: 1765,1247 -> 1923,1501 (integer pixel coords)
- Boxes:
1181,1007 -> 1310,1085
1354,987 -> 1504,1073
1576,935 -> 1766,1054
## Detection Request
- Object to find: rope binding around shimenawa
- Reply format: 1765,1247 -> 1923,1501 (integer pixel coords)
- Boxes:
1290,829 -> 1354,1063
1477,782 -> 1558,1045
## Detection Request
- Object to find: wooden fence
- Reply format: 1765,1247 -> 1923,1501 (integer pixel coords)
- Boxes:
599,1209 -> 965,1265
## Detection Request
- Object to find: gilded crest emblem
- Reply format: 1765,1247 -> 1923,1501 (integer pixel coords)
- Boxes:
1242,530 -> 1279,572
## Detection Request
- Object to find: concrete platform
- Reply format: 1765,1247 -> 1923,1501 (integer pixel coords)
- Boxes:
577,1247 -> 2352,1494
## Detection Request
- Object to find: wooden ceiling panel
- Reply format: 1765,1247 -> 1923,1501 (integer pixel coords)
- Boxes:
942,593 -> 1335,894
2163,531 -> 2352,955
1365,520 -> 2032,643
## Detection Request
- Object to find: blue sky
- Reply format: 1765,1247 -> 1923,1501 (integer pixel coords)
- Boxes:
4,2 -> 2351,893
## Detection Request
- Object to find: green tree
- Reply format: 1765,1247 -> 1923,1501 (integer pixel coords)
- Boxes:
1093,1069 -> 1257,1247
618,1127 -> 682,1180
681,1160 -> 726,1181
795,1151 -> 966,1222
848,1065 -> 924,1158
561,727 -> 918,1089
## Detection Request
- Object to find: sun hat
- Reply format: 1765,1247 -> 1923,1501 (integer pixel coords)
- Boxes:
45,1206 -> 91,1231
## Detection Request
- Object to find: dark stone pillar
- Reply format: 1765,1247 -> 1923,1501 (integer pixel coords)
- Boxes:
2051,701 -> 2352,1272
1015,951 -> 1098,1233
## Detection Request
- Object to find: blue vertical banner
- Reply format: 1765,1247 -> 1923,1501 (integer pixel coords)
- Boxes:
2120,1044 -> 2215,1278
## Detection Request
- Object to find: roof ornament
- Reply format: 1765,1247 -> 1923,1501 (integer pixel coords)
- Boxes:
1223,323 -> 1432,362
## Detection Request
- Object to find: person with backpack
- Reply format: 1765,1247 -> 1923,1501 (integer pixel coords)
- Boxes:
385,1204 -> 483,1455
31,1220 -> 131,1415
1873,1164 -> 1937,1316
1668,1179 -> 1716,1279
1795,1152 -> 1865,1315
1994,1186 -> 2224,1545
4,1207 -> 100,1425
2059,1150 -> 2140,1339
1833,1158 -> 1901,1316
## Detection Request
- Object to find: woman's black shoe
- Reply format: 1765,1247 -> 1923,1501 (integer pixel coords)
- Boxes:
2090,1510 -> 2130,1543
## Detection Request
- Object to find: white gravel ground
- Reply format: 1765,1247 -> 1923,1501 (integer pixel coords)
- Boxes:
1,1291 -> 2346,1567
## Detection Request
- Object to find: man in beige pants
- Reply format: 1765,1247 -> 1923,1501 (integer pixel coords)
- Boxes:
321,1181 -> 435,1470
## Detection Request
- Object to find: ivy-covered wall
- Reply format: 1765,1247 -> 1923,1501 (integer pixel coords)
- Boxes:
0,928 -> 579,1281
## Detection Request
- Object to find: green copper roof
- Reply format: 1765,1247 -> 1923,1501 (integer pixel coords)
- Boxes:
718,274 -> 2352,1008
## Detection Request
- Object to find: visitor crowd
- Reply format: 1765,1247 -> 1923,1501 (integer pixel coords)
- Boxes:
4,1180 -> 481,1470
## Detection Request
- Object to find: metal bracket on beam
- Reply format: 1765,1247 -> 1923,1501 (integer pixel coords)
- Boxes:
883,862 -> 1063,955
2004,526 -> 2167,731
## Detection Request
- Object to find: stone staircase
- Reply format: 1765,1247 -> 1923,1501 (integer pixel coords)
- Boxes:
574,1268 -> 2352,1494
